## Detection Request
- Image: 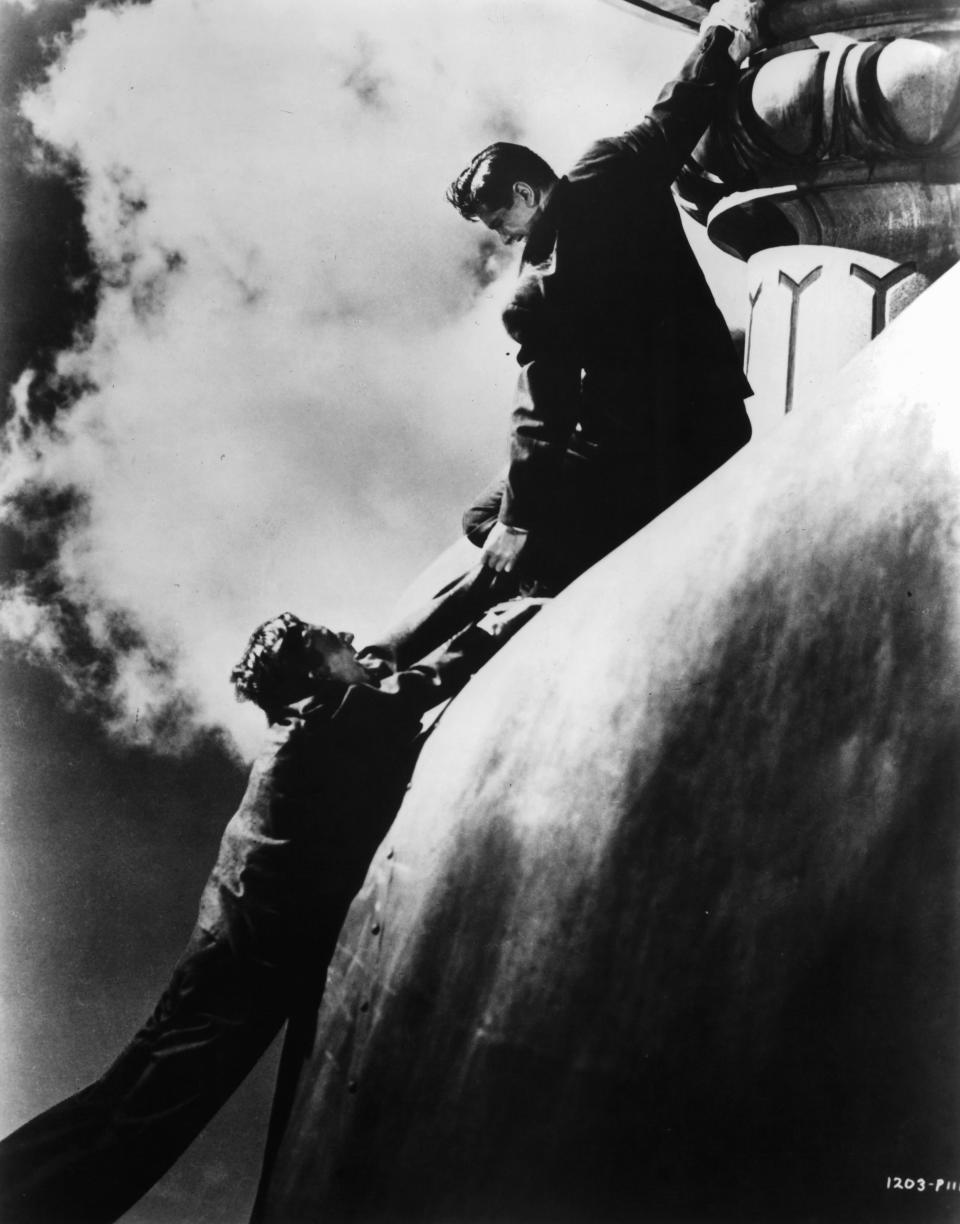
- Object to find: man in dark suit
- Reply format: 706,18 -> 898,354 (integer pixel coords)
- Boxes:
0,604 -> 541,1224
370,1 -> 761,673
451,0 -> 761,580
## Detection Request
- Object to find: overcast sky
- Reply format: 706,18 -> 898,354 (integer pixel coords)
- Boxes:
0,2 -> 749,1219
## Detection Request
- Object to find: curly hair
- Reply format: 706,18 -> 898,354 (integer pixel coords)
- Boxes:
446,142 -> 556,220
229,612 -> 307,710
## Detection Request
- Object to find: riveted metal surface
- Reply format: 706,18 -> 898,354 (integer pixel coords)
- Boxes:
258,269 -> 960,1222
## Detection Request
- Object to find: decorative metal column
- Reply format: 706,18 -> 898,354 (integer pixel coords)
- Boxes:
629,0 -> 960,419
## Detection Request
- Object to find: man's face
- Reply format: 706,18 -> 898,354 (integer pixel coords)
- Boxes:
299,625 -> 370,687
477,183 -> 541,246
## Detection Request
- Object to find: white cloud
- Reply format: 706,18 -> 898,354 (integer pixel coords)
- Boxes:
5,0 -> 744,757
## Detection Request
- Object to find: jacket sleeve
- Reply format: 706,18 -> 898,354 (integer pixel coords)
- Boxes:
607,24 -> 737,187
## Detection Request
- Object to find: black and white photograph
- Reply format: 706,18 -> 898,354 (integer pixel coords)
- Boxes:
1,0 -> 959,1221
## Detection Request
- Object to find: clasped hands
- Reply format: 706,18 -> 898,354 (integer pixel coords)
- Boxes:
700,0 -> 765,63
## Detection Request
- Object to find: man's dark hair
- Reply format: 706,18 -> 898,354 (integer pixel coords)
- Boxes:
446,142 -> 557,220
230,612 -> 307,711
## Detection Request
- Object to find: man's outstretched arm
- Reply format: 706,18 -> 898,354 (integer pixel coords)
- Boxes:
360,596 -> 547,716
575,0 -> 764,189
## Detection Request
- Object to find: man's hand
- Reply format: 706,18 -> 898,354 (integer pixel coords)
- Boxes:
700,0 -> 765,63
480,521 -> 530,574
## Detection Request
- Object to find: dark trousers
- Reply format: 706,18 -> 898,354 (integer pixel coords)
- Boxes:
0,734 -> 417,1224
0,928 -> 289,1224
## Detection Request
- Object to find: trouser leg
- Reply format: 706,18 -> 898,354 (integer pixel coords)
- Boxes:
0,928 -> 287,1224
0,719 -> 427,1224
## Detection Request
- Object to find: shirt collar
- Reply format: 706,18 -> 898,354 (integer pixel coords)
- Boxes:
521,176 -> 567,266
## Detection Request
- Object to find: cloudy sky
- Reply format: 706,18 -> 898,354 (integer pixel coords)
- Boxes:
1,0 -> 744,758
0,1 -> 748,1220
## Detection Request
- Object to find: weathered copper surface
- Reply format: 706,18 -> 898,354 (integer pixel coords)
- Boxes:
653,0 -> 960,269
256,269 -> 960,1223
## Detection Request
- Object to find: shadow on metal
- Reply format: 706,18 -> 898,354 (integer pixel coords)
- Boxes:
255,265 -> 960,1224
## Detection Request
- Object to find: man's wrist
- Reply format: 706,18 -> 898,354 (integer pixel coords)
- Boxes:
495,519 -> 530,536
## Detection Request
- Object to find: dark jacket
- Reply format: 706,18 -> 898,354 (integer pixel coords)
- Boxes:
497,25 -> 751,537
198,637 -> 496,983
